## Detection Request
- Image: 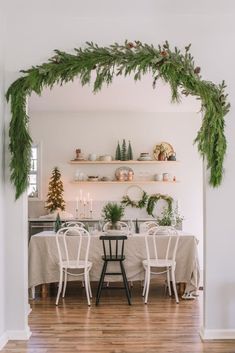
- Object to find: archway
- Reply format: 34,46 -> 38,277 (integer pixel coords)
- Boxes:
4,41 -> 230,344
6,41 -> 230,200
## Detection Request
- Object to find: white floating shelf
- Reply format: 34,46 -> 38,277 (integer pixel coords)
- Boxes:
69,160 -> 179,165
72,180 -> 180,184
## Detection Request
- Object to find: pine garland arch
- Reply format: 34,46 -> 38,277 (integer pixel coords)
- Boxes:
6,40 -> 230,199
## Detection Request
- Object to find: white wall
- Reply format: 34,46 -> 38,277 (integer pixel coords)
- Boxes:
29,110 -> 203,266
0,10 -> 6,349
2,0 -> 235,343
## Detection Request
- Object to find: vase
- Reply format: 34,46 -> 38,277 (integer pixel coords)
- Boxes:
109,222 -> 121,230
158,152 -> 166,161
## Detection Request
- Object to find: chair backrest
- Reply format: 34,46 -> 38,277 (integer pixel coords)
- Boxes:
141,220 -> 158,233
65,221 -> 85,228
99,235 -> 127,261
102,221 -> 129,234
56,226 -> 90,266
145,226 -> 179,262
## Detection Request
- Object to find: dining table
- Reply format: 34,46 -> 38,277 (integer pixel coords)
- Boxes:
28,230 -> 200,297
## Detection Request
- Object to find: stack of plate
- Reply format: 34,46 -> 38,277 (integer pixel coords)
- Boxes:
137,152 -> 152,161
87,176 -> 99,181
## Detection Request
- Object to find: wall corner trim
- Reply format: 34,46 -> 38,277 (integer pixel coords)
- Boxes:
0,332 -> 8,351
200,326 -> 235,340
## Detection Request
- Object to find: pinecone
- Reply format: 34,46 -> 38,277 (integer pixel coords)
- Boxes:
127,42 -> 135,49
160,50 -> 168,57
52,56 -> 61,64
194,66 -> 201,74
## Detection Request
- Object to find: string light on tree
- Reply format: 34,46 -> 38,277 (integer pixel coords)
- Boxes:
45,167 -> 65,213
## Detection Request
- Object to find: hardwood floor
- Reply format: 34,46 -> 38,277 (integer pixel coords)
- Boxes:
2,282 -> 235,353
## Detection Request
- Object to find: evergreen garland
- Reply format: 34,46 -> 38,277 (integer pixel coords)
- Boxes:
45,167 -> 65,213
6,40 -> 230,198
147,194 -> 173,217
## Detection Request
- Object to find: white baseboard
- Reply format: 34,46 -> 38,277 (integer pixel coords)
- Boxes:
0,332 -> 8,350
28,303 -> 32,315
200,326 -> 235,340
0,326 -> 31,350
7,326 -> 31,340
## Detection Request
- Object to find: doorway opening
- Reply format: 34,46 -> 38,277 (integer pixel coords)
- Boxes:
27,73 -> 204,308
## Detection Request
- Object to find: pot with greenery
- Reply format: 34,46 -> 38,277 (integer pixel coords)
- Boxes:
102,202 -> 125,230
157,206 -> 184,229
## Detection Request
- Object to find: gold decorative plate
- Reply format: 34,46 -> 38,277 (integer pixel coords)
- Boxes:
153,142 -> 174,160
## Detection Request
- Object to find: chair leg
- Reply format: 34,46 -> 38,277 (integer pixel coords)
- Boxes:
62,270 -> 68,298
84,270 -> 91,306
56,267 -> 64,305
96,261 -> 108,305
144,267 -> 151,304
142,269 -> 147,297
120,261 -> 131,305
171,266 -> 179,304
166,267 -> 172,296
87,271 -> 92,298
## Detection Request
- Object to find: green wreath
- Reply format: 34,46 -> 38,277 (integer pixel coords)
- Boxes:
147,194 -> 173,217
6,40 -> 230,199
121,190 -> 148,209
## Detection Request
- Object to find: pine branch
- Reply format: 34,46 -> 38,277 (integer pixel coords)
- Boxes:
5,41 -> 230,198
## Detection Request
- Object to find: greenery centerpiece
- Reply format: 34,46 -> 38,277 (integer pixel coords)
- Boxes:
102,202 -> 125,229
157,205 -> 184,228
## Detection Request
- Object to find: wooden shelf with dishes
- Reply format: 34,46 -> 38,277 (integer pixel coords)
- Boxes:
69,160 -> 180,165
72,180 -> 180,184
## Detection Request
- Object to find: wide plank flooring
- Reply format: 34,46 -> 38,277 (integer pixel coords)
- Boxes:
2,282 -> 235,353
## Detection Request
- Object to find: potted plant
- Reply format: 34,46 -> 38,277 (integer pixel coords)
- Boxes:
157,207 -> 173,226
102,202 -> 125,229
157,206 -> 184,229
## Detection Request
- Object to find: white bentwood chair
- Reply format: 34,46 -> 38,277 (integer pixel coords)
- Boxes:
141,221 -> 158,233
55,227 -> 92,306
142,226 -> 180,304
64,221 -> 85,228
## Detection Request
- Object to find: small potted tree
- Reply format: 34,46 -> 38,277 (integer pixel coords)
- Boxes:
157,206 -> 184,229
102,202 -> 125,230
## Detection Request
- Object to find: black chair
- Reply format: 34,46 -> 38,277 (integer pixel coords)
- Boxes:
96,235 -> 131,305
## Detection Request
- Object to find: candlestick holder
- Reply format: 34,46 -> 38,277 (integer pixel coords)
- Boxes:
82,202 -> 87,219
79,200 -> 85,219
75,208 -> 79,219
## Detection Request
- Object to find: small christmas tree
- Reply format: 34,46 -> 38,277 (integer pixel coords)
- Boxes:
45,167 -> 65,213
121,139 -> 127,161
54,213 -> 62,232
127,140 -> 133,160
115,141 -> 121,160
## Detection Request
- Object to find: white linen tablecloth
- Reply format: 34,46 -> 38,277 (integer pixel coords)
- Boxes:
29,231 -> 200,293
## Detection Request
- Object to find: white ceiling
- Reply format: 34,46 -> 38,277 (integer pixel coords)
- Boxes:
3,0 -> 235,17
29,73 -> 201,113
